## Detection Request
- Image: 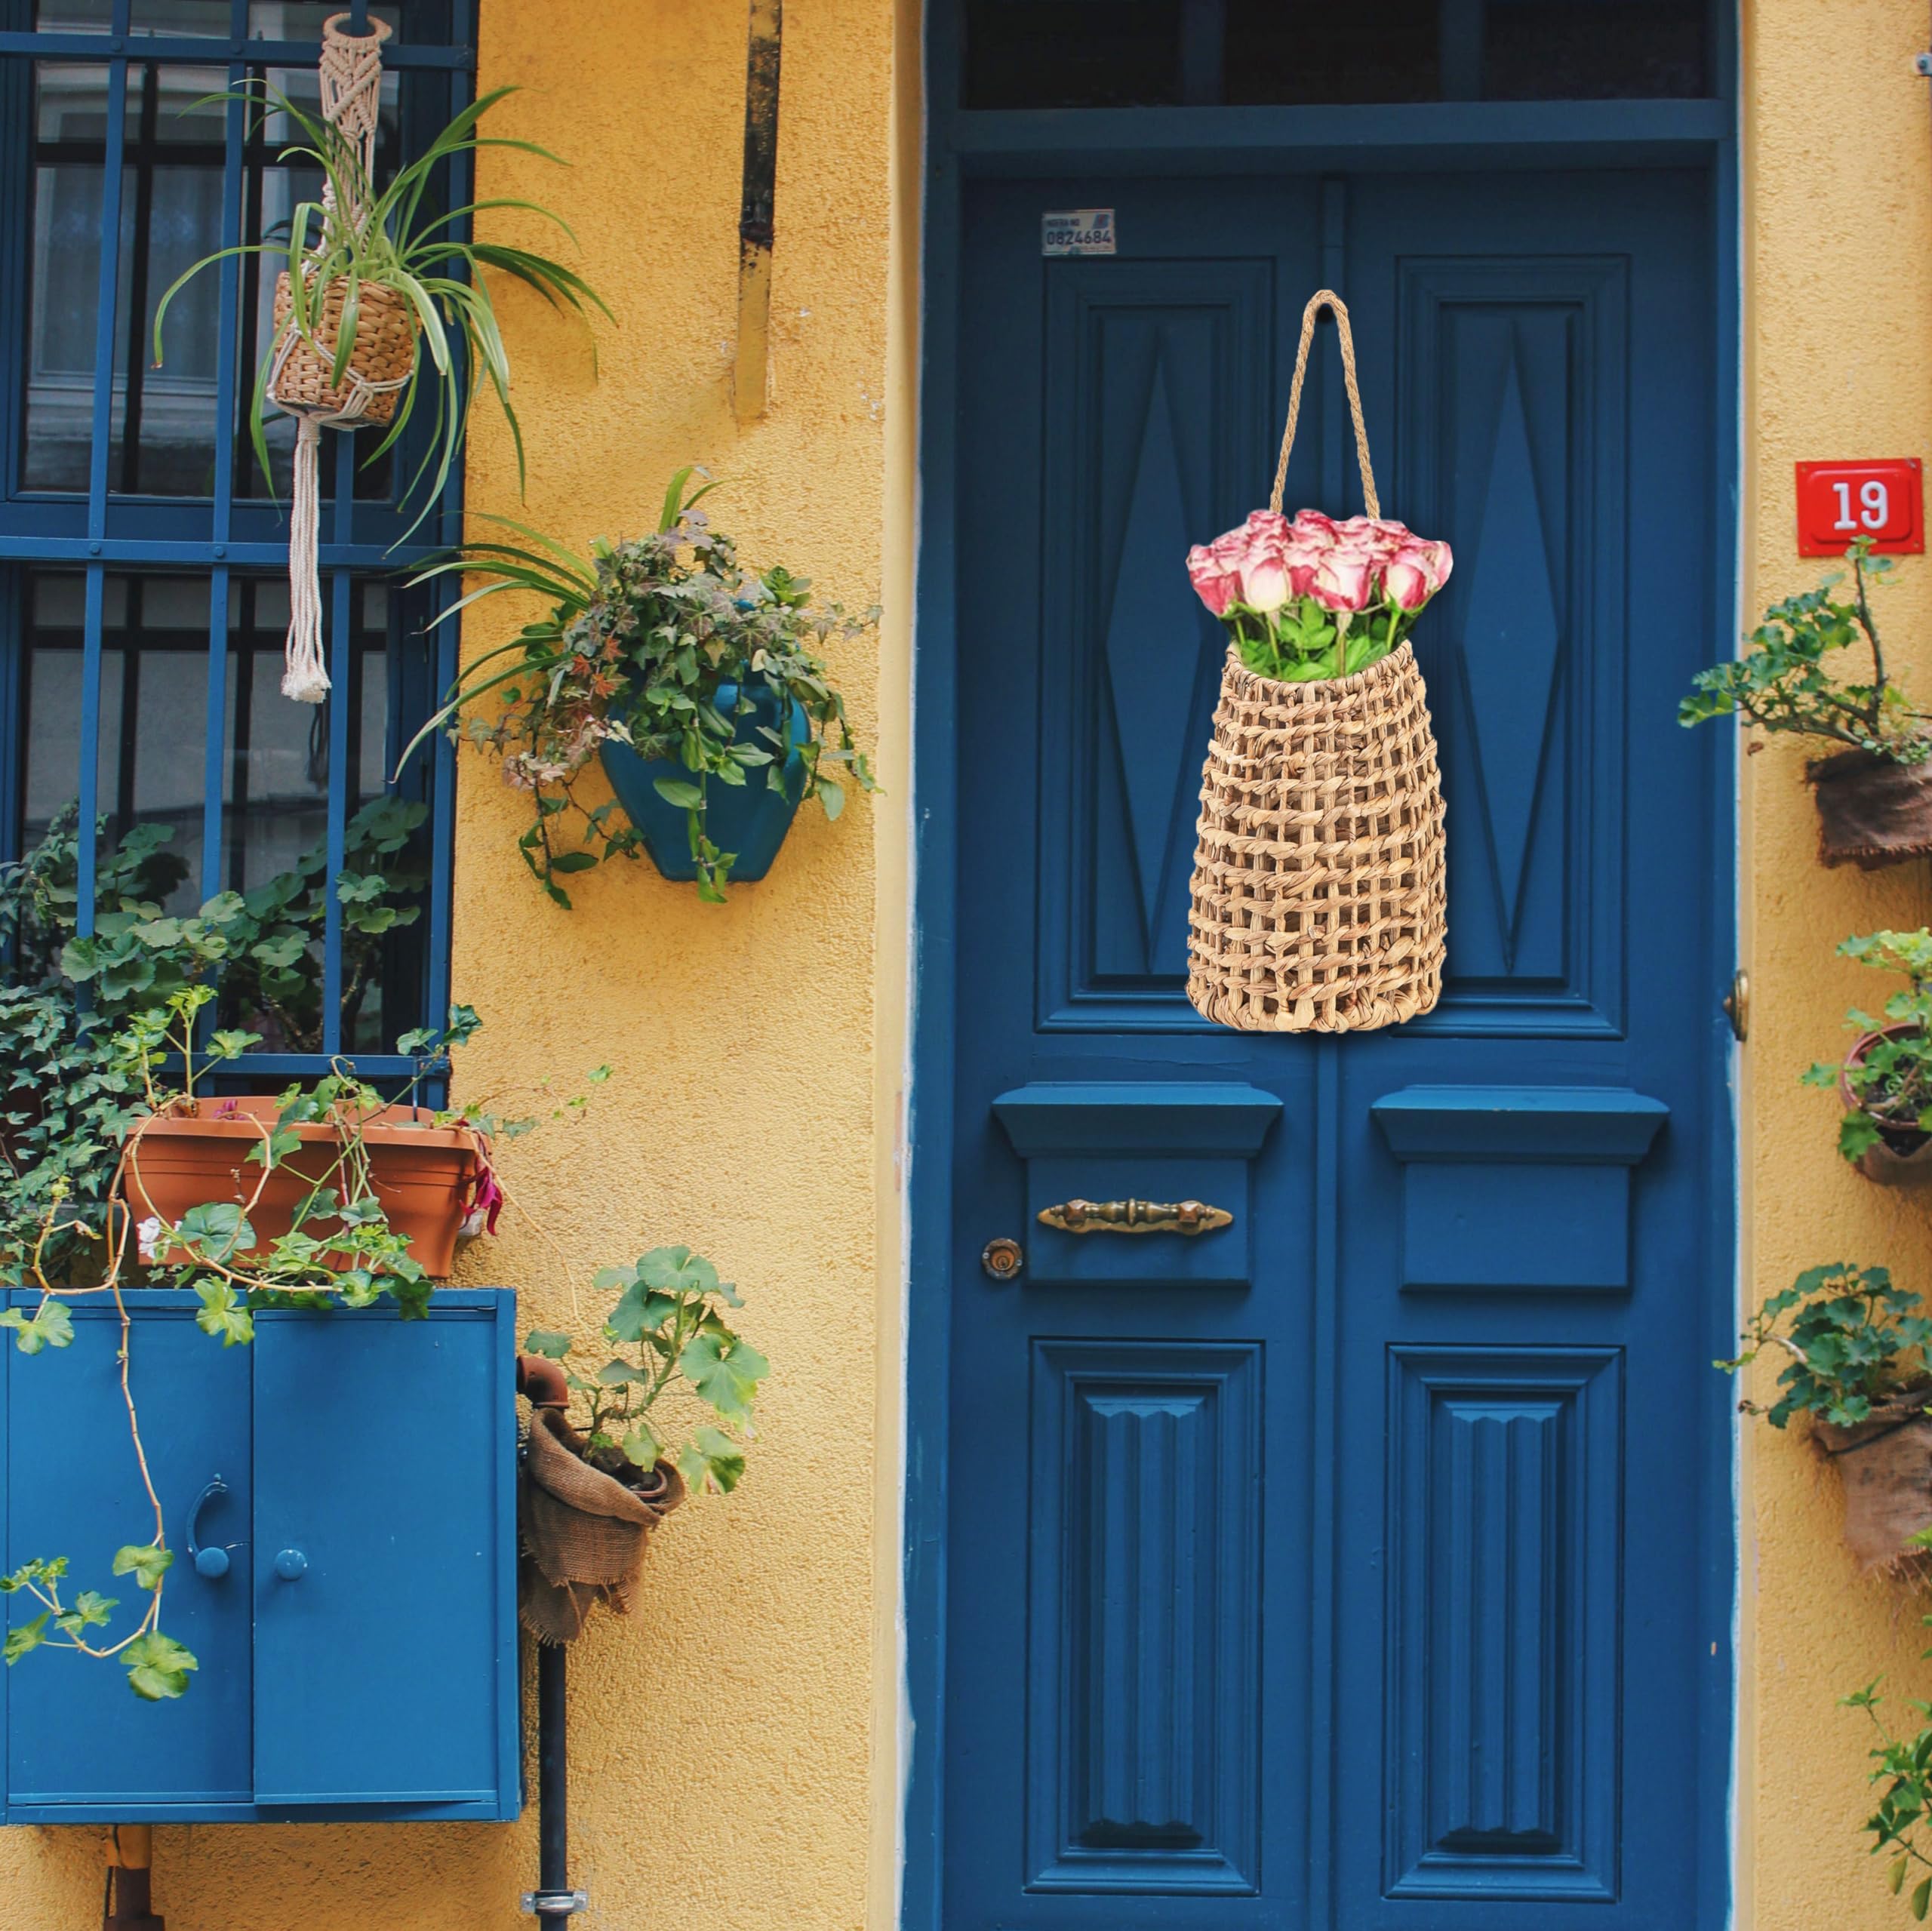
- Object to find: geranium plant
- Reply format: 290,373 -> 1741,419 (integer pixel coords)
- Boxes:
400,469 -> 878,903
1185,509 -> 1454,682
1718,1262 -> 1932,1429
1804,930 -> 1932,1165
522,1245 -> 768,1493
1680,541 -> 1930,761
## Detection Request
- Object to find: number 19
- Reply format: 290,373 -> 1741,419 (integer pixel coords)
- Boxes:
1832,478 -> 1891,532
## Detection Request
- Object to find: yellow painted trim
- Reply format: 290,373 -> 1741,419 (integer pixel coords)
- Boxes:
869,1 -> 923,1923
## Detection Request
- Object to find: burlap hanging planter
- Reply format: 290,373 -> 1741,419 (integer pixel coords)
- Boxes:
1185,290 -> 1447,1035
1814,1393 -> 1932,1571
1807,749 -> 1932,870
518,1404 -> 686,1646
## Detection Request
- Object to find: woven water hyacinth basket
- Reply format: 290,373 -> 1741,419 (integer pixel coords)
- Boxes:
268,272 -> 416,426
1184,287 -> 1448,1034
1186,641 -> 1446,1032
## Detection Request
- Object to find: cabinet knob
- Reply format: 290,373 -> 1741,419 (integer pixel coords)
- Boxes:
194,1547 -> 230,1579
273,1548 -> 308,1580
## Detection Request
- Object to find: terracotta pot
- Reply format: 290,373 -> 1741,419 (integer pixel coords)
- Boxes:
1839,1026 -> 1932,1185
121,1096 -> 482,1278
1807,749 -> 1932,870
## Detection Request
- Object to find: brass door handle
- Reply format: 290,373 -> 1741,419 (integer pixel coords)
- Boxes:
1037,1198 -> 1233,1235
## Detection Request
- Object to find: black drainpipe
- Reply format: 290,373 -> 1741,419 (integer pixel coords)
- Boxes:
534,1641 -> 576,1929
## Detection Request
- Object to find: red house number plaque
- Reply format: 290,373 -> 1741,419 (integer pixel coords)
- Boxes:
1795,459 -> 1924,558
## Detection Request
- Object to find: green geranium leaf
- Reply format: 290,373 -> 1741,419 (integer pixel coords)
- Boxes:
194,1280 -> 254,1347
112,1543 -> 173,1591
0,1301 -> 74,1354
677,1425 -> 747,1494
4,1612 -> 50,1664
677,1330 -> 769,1425
124,1631 -> 198,1702
525,1330 -> 573,1359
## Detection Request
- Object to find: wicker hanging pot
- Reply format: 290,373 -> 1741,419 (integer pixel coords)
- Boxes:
1185,290 -> 1449,1035
264,14 -> 417,703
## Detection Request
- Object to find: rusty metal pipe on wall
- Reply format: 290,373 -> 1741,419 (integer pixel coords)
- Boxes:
103,1825 -> 164,1931
734,0 -> 783,423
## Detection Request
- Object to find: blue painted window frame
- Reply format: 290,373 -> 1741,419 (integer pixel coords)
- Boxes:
0,0 -> 475,1079
902,4 -> 1743,1929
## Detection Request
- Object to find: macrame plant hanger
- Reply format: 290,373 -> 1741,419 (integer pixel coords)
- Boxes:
269,12 -> 402,703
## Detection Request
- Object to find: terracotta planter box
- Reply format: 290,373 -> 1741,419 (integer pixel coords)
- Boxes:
122,1097 -> 481,1278
1839,1026 -> 1932,1185
1808,749 -> 1932,870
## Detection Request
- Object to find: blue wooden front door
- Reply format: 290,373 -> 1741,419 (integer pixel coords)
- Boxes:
940,165 -> 1731,1929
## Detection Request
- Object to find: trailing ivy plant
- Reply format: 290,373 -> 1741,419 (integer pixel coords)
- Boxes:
399,469 -> 879,903
1802,930 -> 1932,1163
54,798 -> 427,1053
523,1245 -> 769,1493
1680,540 -> 1932,761
1718,1262 -> 1932,1429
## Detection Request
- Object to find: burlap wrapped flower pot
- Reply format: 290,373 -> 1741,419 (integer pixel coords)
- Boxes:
1187,643 -> 1445,1032
1183,289 -> 1450,1035
1814,1394 -> 1932,1571
519,1406 -> 685,1644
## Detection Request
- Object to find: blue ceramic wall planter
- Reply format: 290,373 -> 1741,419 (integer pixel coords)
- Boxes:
600,684 -> 813,884
0,1290 -> 521,1824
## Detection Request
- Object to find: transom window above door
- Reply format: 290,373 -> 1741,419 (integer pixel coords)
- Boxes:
962,0 -> 1715,109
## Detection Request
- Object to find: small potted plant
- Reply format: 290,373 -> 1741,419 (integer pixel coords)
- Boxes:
1804,930 -> 1932,1184
1720,1261 -> 1932,1569
401,470 -> 879,904
1681,540 -> 1932,867
515,1245 -> 768,1642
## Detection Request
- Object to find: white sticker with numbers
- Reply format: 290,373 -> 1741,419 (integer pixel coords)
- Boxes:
1041,209 -> 1115,257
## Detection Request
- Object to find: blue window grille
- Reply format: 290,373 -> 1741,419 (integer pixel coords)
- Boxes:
0,0 -> 475,1078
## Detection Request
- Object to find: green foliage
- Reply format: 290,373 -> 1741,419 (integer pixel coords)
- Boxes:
1845,1628 -> 1932,1917
0,1556 -> 195,1700
1718,1262 -> 1932,1428
401,472 -> 880,903
1803,931 -> 1932,1163
154,82 -> 609,537
53,798 -> 426,1055
528,1245 -> 768,1493
1680,542 -> 1931,761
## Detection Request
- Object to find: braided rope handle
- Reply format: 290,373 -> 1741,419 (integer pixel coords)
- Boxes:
1267,288 -> 1380,520
318,12 -> 390,229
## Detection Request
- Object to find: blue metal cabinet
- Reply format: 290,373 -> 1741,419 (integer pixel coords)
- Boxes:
0,1290 -> 520,1824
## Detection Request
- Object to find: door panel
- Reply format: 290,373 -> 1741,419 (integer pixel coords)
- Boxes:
252,1305 -> 508,1806
946,165 -> 1725,1931
5,1300 -> 253,1807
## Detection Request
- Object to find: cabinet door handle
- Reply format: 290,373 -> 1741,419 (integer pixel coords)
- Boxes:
273,1548 -> 309,1581
1036,1198 -> 1233,1235
185,1475 -> 232,1579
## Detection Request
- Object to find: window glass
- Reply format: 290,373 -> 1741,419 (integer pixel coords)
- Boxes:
18,571 -> 425,1054
22,57 -> 405,498
960,0 -> 1710,107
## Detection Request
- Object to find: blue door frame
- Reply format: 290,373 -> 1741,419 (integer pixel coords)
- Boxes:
903,10 -> 1740,1929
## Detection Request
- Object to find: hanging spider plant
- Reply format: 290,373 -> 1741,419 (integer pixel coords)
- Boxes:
152,79 -> 610,540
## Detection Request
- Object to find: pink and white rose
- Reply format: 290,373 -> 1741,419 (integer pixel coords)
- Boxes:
1309,549 -> 1377,613
1186,540 -> 1243,616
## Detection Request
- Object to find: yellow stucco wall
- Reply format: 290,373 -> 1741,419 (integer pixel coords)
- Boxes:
0,2 -> 915,1927
1743,4 -> 1932,1926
